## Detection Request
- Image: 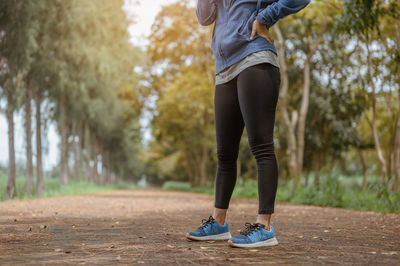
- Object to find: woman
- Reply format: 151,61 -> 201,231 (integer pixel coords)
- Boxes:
186,0 -> 310,248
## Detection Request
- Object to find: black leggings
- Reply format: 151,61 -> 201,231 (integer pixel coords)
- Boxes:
214,63 -> 280,214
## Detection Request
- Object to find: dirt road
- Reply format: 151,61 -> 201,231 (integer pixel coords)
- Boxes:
0,188 -> 399,265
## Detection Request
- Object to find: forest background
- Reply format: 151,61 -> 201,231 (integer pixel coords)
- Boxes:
0,0 -> 399,213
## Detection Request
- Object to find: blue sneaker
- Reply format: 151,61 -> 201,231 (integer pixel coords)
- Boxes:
186,216 -> 232,241
228,223 -> 278,248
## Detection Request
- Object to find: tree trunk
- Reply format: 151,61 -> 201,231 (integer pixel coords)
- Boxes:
101,144 -> 106,185
199,112 -> 209,187
77,123 -> 83,180
358,149 -> 368,191
84,121 -> 92,182
314,152 -> 321,189
36,89 -> 44,196
93,135 -> 99,183
274,23 -> 327,188
6,95 -> 17,199
25,79 -> 34,194
72,121 -> 81,180
274,25 -> 298,180
384,93 -> 394,183
366,43 -> 387,186
105,151 -> 111,184
60,94 -> 69,185
186,151 -> 198,187
296,22 -> 328,187
296,56 -> 311,185
393,90 -> 400,191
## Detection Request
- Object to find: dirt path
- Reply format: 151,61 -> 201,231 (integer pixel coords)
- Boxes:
0,188 -> 399,265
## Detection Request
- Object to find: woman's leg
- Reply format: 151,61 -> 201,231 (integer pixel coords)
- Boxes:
213,77 -> 245,225
236,63 -> 281,229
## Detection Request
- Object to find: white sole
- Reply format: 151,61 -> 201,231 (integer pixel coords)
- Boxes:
186,231 -> 232,241
228,237 -> 278,248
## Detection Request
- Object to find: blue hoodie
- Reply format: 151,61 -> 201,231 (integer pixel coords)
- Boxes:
196,0 -> 310,75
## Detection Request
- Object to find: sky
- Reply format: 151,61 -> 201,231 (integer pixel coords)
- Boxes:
0,0 -> 189,170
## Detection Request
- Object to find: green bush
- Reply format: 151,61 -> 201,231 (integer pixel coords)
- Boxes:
162,181 -> 191,191
162,175 -> 400,214
0,175 -> 137,201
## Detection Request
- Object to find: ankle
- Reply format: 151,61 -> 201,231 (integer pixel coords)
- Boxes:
214,217 -> 226,226
256,214 -> 272,230
212,208 -> 228,226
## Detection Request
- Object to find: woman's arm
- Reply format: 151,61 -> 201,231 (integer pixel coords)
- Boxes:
256,0 -> 311,28
196,0 -> 217,26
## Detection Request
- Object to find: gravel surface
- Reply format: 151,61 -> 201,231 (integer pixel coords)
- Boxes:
0,188 -> 399,265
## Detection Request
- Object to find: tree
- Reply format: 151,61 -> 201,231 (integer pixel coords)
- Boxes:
337,0 -> 400,187
146,1 -> 215,187
0,0 -> 42,198
272,0 -> 334,188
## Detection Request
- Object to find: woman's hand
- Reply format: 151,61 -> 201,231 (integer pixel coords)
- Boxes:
250,19 -> 274,44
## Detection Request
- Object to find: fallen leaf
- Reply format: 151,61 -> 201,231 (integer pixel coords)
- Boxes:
54,249 -> 62,252
323,230 -> 329,233
167,245 -> 175,248
382,251 -> 397,255
40,224 -> 47,229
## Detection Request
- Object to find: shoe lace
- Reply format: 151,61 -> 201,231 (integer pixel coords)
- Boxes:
240,222 -> 265,236
198,216 -> 215,230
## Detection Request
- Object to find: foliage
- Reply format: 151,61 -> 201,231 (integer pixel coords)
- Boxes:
0,175 -> 137,202
0,0 -> 145,190
145,1 -> 215,187
162,174 -> 400,213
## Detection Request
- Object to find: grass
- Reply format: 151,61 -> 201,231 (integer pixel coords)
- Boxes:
0,176 -> 137,202
162,174 -> 400,214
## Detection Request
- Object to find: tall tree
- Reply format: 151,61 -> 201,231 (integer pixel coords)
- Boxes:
6,91 -> 17,199
0,0 -> 40,198
273,0 -> 333,188
59,93 -> 69,185
147,2 -> 215,187
35,88 -> 44,195
337,0 -> 399,186
25,77 -> 34,194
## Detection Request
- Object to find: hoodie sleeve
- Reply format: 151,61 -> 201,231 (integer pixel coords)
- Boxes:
196,0 -> 217,26
256,0 -> 310,28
